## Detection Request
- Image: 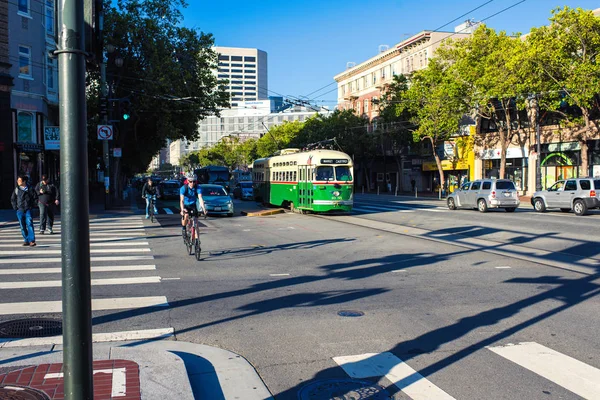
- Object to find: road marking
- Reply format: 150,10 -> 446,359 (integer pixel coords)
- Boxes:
0,241 -> 150,248
164,208 -> 174,214
390,202 -> 448,212
0,296 -> 169,315
269,273 -> 290,277
0,232 -> 146,237
0,255 -> 154,264
161,277 -> 180,281
0,276 -> 161,289
0,237 -> 147,243
334,352 -> 456,400
495,266 -> 512,269
0,265 -> 156,275
488,342 -> 600,399
392,269 -> 407,272
0,248 -> 151,255
353,205 -> 414,213
0,327 -> 174,348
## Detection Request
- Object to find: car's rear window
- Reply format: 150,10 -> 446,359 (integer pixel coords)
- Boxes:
164,183 -> 179,188
241,183 -> 253,188
495,181 -> 515,190
594,180 -> 600,190
482,182 -> 491,190
579,180 -> 591,190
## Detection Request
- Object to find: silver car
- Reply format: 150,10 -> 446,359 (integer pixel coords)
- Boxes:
447,179 -> 520,213
531,178 -> 600,216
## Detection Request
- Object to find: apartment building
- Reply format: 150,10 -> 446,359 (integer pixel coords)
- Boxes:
334,27 -> 476,121
0,0 -> 58,207
214,47 -> 268,107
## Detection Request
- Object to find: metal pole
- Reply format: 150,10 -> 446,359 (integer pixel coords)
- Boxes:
58,0 -> 93,397
535,112 -> 542,191
101,63 -> 110,208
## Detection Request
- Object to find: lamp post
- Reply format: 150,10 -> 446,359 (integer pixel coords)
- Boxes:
533,96 -> 542,191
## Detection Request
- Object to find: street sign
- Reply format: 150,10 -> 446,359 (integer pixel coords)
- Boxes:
44,126 -> 60,150
113,148 -> 122,157
97,125 -> 114,140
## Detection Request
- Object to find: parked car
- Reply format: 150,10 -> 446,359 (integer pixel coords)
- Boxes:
531,178 -> 600,216
159,180 -> 181,199
447,179 -> 520,212
199,184 -> 234,217
232,181 -> 254,200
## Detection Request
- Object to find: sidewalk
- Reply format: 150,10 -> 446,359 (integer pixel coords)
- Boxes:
0,336 -> 273,400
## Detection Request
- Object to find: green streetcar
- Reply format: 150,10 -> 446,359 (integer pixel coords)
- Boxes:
252,148 -> 354,213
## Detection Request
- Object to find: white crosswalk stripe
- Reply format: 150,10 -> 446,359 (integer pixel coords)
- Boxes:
335,343 -> 600,400
0,214 -> 170,324
352,202 -> 448,214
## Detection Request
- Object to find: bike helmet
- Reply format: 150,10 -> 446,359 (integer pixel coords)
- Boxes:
186,174 -> 197,182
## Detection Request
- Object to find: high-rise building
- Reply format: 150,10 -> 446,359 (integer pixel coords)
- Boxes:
214,47 -> 268,107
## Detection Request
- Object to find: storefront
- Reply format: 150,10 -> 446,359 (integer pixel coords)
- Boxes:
481,147 -> 528,191
590,140 -> 600,178
540,142 -> 581,189
422,158 -> 470,194
14,142 -> 44,183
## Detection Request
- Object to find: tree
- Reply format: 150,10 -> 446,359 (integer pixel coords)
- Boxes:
437,25 -> 531,179
255,120 -> 303,157
99,0 -> 229,191
526,6 -> 600,175
399,58 -> 467,192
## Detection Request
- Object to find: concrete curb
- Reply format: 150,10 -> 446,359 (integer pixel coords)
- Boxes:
0,339 -> 273,400
241,208 -> 285,217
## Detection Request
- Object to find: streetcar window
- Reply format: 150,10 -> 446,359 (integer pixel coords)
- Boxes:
316,166 -> 334,181
293,171 -> 297,181
335,166 -> 352,182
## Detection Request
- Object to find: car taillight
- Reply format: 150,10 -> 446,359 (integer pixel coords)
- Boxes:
591,190 -> 596,197
491,191 -> 496,198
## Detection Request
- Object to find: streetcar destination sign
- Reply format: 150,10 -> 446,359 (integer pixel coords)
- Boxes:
320,158 -> 348,164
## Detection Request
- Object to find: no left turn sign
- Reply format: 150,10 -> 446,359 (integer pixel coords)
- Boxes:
97,124 -> 114,140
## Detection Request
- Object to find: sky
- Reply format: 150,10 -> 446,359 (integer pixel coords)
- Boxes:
182,0 -> 600,108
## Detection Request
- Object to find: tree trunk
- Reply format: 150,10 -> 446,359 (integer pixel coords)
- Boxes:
430,137 -> 445,195
499,126 -> 507,179
580,107 -> 591,176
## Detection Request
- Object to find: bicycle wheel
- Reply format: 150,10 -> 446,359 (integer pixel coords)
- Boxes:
150,207 -> 155,223
187,227 -> 193,255
194,237 -> 201,261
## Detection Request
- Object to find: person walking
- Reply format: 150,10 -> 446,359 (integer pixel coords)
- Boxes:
35,174 -> 60,234
10,175 -> 38,246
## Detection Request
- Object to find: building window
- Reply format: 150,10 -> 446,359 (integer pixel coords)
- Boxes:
246,81 -> 256,85
46,55 -> 56,92
19,46 -> 32,78
245,69 -> 256,74
218,55 -> 229,61
218,62 -> 229,67
244,64 -> 255,68
231,56 -> 242,61
18,0 -> 29,15
364,99 -> 369,113
231,69 -> 243,73
45,0 -> 55,36
17,111 -> 35,143
363,76 -> 368,88
231,75 -> 243,79
372,73 -> 376,85
218,68 -> 229,73
245,56 -> 256,62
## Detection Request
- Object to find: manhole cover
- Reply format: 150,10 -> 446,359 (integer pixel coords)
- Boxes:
0,319 -> 62,339
298,379 -> 390,400
338,310 -> 364,317
0,385 -> 50,400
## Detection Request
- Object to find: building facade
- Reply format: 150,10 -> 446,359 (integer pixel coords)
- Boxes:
0,0 -> 14,208
0,0 -> 58,208
214,46 -> 268,107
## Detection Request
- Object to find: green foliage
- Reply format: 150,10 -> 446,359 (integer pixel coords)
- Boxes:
255,120 -> 304,158
96,0 -> 230,175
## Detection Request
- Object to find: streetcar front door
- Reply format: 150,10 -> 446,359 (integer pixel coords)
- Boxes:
298,165 -> 311,209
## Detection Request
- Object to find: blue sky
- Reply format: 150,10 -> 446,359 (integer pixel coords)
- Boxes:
182,1 -> 600,107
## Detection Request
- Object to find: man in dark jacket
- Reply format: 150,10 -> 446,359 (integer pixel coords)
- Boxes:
35,175 -> 60,234
10,175 -> 38,246
141,178 -> 159,218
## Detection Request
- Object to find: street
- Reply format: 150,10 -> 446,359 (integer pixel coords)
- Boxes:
1,195 -> 599,399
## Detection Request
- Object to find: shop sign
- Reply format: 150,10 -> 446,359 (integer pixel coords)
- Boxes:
544,142 -> 581,152
480,147 -> 528,160
44,126 -> 60,150
422,159 -> 470,171
14,142 -> 44,152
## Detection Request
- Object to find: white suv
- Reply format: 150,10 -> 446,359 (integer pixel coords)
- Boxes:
532,178 -> 600,216
447,179 -> 520,213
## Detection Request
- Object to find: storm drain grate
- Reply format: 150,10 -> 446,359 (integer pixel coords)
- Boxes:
0,318 -> 62,339
298,379 -> 390,400
0,385 -> 50,400
338,310 -> 365,317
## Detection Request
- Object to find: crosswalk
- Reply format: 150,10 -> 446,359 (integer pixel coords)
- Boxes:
0,215 -> 169,322
352,201 -> 449,215
334,341 -> 600,399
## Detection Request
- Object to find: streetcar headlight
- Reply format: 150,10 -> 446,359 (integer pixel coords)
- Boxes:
332,191 -> 340,197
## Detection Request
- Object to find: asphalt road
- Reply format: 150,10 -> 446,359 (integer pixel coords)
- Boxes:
1,194 -> 599,400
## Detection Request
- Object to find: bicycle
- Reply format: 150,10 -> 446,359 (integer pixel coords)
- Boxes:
146,195 -> 158,223
182,208 -> 203,261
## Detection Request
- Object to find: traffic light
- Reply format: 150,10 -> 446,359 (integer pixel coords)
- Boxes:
120,100 -> 131,121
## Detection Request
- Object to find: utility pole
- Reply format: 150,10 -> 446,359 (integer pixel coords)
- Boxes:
535,96 -> 542,191
57,0 -> 93,397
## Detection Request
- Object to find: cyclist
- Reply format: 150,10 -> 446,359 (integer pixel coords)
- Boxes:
180,174 -> 206,234
141,178 -> 159,219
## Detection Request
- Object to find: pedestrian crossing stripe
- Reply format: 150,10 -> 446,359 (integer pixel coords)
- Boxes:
0,248 -> 151,255
0,276 -> 161,289
0,237 -> 148,243
0,265 -> 156,275
0,296 -> 169,315
0,255 -> 154,264
0,242 -> 150,248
